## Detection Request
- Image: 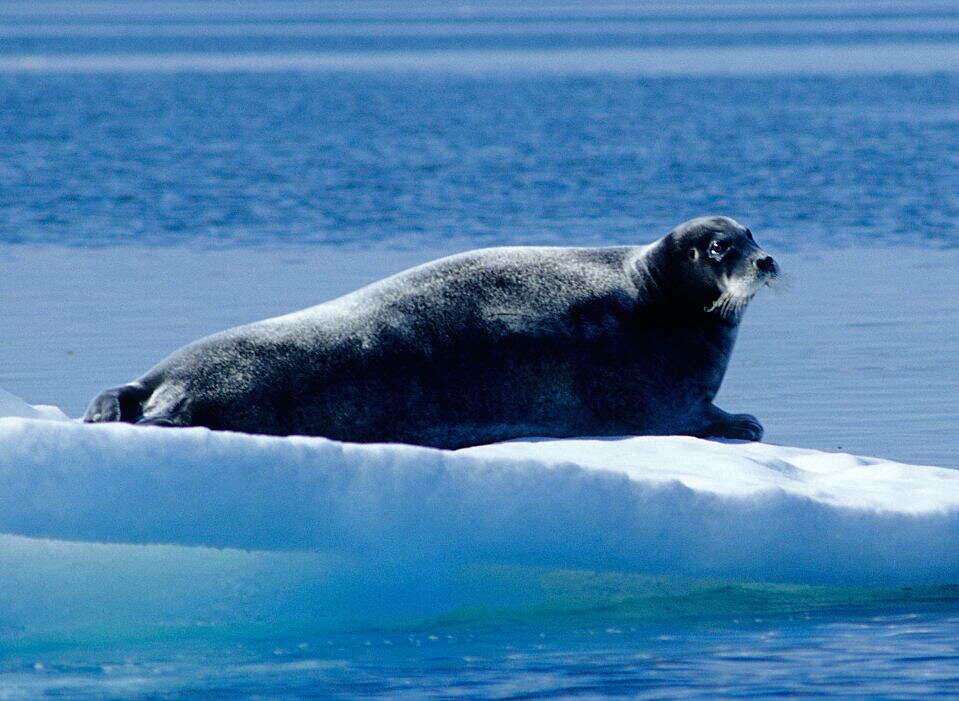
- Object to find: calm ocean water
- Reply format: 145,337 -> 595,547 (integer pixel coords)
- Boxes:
1,3 -> 958,250
2,1 -> 959,697
2,71 -> 958,250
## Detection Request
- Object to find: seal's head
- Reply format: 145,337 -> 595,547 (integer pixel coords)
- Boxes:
661,216 -> 779,318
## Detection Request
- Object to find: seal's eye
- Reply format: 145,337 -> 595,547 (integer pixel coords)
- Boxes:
745,229 -> 754,242
708,240 -> 729,259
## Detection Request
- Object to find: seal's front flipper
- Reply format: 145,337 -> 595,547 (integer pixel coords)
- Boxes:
720,413 -> 764,441
700,405 -> 764,441
83,383 -> 149,423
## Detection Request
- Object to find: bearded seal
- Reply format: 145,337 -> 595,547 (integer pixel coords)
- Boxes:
84,216 -> 778,448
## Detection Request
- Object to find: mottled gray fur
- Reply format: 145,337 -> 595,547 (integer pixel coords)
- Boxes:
84,216 -> 778,448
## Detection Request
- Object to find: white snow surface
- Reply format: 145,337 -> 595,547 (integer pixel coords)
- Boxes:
1,408 -> 957,586
0,387 -> 67,421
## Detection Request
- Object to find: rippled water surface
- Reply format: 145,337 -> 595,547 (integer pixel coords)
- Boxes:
7,603 -> 959,698
1,1 -> 959,697
2,71 -> 958,249
1,3 -> 958,250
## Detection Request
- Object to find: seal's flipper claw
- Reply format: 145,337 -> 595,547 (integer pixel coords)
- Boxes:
721,414 -> 764,442
700,406 -> 764,442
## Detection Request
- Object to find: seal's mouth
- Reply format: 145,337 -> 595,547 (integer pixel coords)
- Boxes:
706,259 -> 779,318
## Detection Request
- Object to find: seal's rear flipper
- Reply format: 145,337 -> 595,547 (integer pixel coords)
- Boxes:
82,383 -> 149,423
135,386 -> 193,428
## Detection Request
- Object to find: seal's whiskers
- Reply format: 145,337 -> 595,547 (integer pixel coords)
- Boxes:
706,291 -> 753,319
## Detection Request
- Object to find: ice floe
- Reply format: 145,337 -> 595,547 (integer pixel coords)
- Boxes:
0,402 -> 956,587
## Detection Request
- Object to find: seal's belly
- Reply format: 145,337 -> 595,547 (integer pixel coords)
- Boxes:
286,330 -> 718,448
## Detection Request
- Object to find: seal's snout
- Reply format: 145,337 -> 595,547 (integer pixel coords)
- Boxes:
754,255 -> 777,275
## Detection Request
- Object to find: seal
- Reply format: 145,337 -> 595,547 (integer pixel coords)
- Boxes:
84,216 -> 779,448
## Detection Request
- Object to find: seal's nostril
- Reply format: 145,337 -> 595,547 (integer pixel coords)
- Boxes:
755,256 -> 775,273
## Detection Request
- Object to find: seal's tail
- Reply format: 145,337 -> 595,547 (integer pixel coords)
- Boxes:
82,383 -> 150,424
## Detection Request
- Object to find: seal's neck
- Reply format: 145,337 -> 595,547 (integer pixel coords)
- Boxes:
630,243 -> 670,304
632,243 -> 714,313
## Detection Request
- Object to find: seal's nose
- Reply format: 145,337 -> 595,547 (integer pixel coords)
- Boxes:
755,256 -> 776,274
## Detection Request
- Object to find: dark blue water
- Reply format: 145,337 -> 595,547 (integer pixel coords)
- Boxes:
2,73 -> 959,251
2,1 -> 959,697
